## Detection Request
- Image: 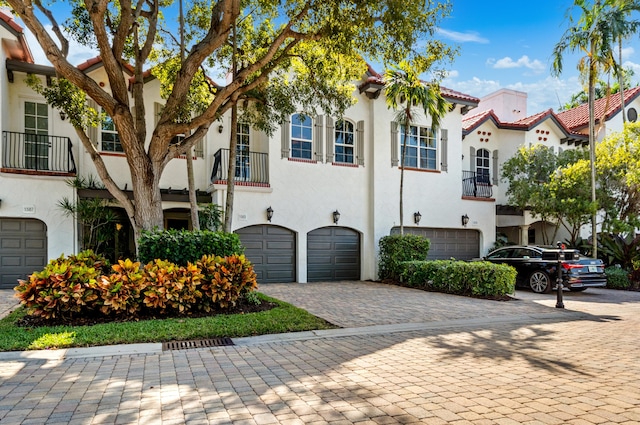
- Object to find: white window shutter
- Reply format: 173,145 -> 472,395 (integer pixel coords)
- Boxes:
326,116 -> 334,163
281,117 -> 291,158
314,115 -> 324,162
391,121 -> 399,166
356,120 -> 365,166
440,129 -> 448,172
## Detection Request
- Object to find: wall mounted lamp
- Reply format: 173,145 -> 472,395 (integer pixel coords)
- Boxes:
333,210 -> 341,225
266,206 -> 274,222
462,214 -> 470,227
414,211 -> 422,225
218,124 -> 224,133
59,111 -> 67,121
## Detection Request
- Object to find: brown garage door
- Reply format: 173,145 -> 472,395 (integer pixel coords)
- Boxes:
0,218 -> 47,288
235,225 -> 296,283
307,226 -> 360,282
392,227 -> 480,260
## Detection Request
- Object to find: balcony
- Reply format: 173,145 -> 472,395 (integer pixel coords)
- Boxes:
211,148 -> 269,186
462,170 -> 493,198
2,131 -> 77,175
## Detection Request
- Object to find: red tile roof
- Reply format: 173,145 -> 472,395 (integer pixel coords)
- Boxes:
362,64 -> 480,105
556,86 -> 640,131
0,9 -> 34,63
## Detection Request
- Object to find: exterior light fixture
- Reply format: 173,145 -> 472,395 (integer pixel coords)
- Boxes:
266,206 -> 274,222
218,124 -> 224,133
414,211 -> 422,225
59,111 -> 67,121
462,214 -> 470,227
333,210 -> 341,225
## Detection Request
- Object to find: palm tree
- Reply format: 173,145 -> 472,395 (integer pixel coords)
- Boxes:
552,0 -> 618,259
603,0 -> 640,123
384,61 -> 448,235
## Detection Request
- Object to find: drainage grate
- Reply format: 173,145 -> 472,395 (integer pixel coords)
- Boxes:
162,337 -> 234,351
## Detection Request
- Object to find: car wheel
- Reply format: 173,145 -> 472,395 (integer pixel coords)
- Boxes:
529,271 -> 551,293
569,287 -> 587,292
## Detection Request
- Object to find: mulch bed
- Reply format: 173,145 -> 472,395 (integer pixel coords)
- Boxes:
16,298 -> 278,328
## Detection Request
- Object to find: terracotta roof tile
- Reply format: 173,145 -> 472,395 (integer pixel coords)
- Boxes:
556,86 -> 640,130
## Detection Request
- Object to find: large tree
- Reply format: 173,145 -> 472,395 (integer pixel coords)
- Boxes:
5,0 -> 454,248
384,60 -> 449,234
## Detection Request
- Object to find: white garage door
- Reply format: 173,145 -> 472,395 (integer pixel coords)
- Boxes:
0,218 -> 47,288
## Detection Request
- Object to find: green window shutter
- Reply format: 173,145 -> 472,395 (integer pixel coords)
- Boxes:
314,115 -> 324,162
326,116 -> 334,163
390,121 -> 399,167
469,146 -> 476,172
492,149 -> 499,186
356,120 -> 365,166
440,129 -> 448,172
281,117 -> 291,158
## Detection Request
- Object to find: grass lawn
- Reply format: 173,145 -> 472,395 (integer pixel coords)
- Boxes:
0,293 -> 336,352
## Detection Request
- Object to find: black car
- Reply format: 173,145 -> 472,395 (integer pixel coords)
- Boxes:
484,245 -> 607,293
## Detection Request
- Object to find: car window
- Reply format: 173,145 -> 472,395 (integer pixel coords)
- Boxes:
487,249 -> 511,259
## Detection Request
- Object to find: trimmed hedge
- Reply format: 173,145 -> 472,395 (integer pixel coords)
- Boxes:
605,267 -> 631,290
400,260 -> 516,297
137,229 -> 243,265
378,234 -> 430,280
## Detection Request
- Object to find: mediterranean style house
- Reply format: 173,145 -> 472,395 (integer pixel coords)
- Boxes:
2,10 -> 639,288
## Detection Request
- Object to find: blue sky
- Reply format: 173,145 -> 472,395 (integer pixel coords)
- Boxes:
18,0 -> 640,117
438,0 -> 640,114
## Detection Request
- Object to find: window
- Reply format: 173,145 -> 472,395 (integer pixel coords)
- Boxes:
236,122 -> 250,180
334,120 -> 355,164
291,113 -> 313,159
101,112 -> 123,152
476,148 -> 490,184
400,125 -> 437,170
24,101 -> 49,170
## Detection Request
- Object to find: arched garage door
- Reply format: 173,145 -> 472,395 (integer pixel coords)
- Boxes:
393,227 -> 479,260
307,227 -> 360,282
0,218 -> 47,288
235,225 -> 296,283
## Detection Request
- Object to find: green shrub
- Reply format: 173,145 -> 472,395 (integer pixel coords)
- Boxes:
400,260 -> 516,297
605,267 -> 631,290
14,250 -> 108,319
137,229 -> 243,265
378,234 -> 430,280
141,259 -> 203,314
197,254 -> 258,310
98,259 -> 145,316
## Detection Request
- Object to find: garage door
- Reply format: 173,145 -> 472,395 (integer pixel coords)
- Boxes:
0,218 -> 47,288
392,227 -> 479,260
307,227 -> 360,282
235,225 -> 296,283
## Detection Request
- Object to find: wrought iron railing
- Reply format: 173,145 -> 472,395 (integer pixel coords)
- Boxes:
2,131 -> 77,173
210,148 -> 269,184
462,170 -> 493,198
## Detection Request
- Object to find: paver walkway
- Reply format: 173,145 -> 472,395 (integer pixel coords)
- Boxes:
1,283 -> 639,424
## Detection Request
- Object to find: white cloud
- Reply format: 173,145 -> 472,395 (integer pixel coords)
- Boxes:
488,55 -> 545,72
621,47 -> 635,61
436,28 -> 489,44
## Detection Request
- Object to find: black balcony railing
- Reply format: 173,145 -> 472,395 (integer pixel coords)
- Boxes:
2,131 -> 77,174
462,170 -> 493,198
211,148 -> 269,185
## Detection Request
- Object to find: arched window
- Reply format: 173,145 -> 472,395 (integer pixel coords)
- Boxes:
291,113 -> 313,159
476,148 -> 490,184
334,120 -> 355,163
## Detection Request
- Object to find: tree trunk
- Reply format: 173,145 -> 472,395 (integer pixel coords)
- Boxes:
130,165 -> 164,252
588,45 -> 598,259
619,38 -> 626,124
187,147 -> 200,230
224,104 -> 239,232
399,119 -> 409,235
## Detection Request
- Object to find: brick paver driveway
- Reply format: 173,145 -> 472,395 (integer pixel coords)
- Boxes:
1,283 -> 639,424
